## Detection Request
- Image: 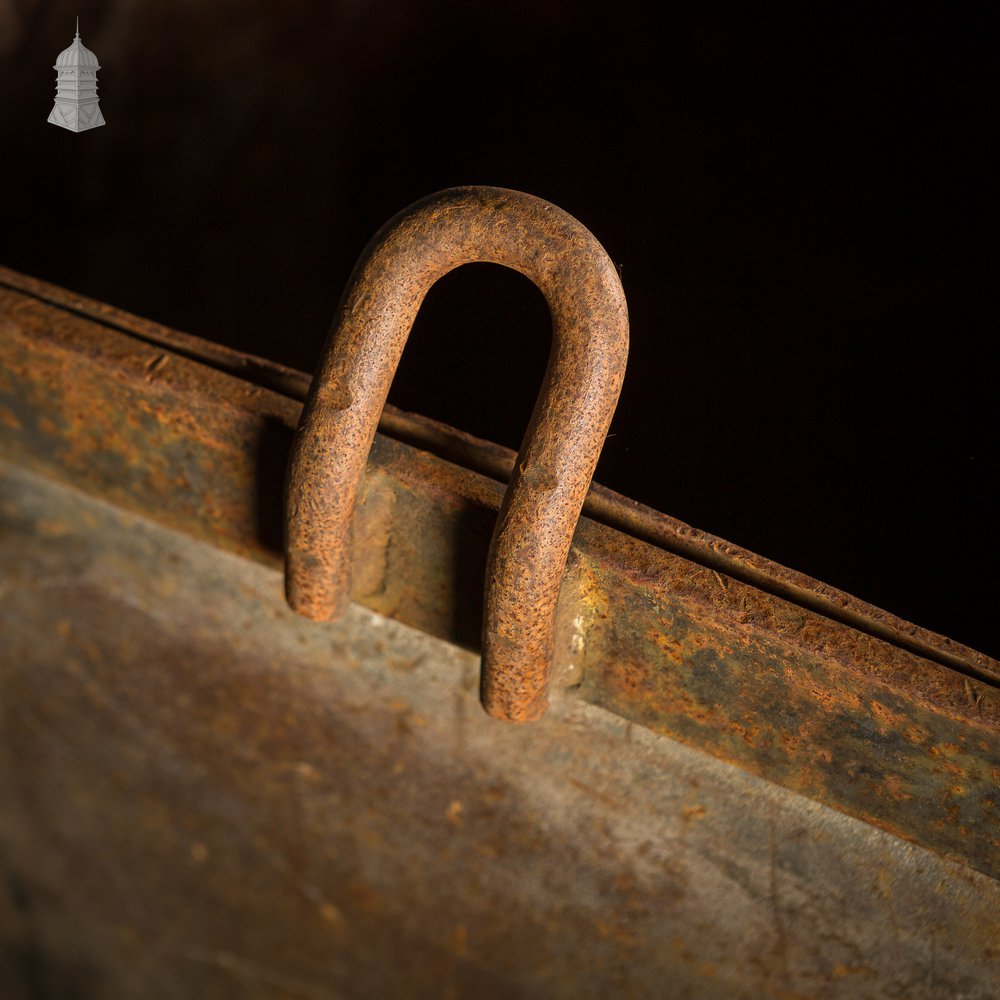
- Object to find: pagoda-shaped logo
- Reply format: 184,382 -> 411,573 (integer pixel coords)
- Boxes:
48,18 -> 106,132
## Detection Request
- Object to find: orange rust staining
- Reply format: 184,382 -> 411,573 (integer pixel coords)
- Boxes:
445,800 -> 464,828
602,657 -> 648,699
883,775 -> 913,802
831,964 -> 877,980
730,721 -> 761,746
807,684 -> 863,713
648,627 -> 685,660
319,903 -> 345,927
594,918 -> 638,949
344,878 -> 383,915
682,804 -> 707,822
285,187 -> 628,723
449,924 -> 469,958
869,699 -> 905,728
648,624 -> 714,660
613,872 -> 639,894
36,518 -> 70,537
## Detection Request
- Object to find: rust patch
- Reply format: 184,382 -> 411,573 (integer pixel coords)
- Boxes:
579,553 -> 1000,876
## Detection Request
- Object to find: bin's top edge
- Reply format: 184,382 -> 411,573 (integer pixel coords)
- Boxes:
1,263 -> 995,686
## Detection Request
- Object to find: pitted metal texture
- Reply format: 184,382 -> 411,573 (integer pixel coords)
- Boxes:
284,187 -> 629,721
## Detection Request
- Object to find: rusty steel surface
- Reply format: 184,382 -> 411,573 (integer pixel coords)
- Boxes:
3,261 -> 992,688
2,458 -> 999,999
0,268 -> 998,892
286,187 -> 629,722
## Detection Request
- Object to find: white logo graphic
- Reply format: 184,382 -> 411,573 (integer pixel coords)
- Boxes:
48,18 -> 106,132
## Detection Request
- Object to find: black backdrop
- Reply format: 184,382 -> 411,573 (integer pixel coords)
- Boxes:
1,3 -> 993,654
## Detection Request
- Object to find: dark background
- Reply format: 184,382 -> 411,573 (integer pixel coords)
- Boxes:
1,3 -> 993,654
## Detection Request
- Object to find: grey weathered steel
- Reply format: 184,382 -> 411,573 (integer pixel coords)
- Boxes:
1,458 -> 998,999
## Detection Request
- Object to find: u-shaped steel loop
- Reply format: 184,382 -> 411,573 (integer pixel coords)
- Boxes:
285,186 -> 628,721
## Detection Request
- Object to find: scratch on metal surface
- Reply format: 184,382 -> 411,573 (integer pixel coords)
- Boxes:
183,948 -> 346,1000
767,815 -> 789,985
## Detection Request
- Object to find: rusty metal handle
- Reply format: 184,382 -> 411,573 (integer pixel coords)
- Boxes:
285,186 -> 628,721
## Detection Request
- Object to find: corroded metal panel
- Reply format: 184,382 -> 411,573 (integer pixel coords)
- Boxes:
1,461 -> 998,998
0,268 -> 997,889
574,534 -> 999,862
